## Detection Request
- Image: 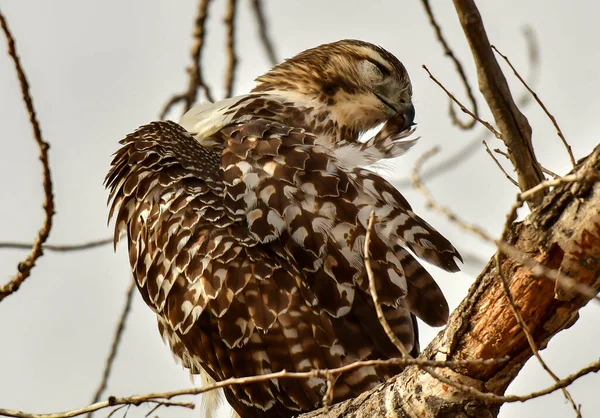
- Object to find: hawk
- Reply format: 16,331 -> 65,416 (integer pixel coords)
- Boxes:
106,39 -> 461,417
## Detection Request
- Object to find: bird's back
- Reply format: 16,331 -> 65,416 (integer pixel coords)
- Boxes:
106,112 -> 459,417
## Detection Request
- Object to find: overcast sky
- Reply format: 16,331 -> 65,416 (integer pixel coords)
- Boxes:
1,1 -> 599,417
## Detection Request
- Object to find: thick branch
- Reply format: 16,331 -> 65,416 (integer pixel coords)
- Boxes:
301,144 -> 600,417
452,0 -> 545,206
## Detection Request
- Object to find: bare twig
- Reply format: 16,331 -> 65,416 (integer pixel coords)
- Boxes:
423,65 -> 502,139
395,29 -> 540,190
420,0 -> 478,130
494,147 -> 559,178
86,278 -> 137,417
104,405 -> 126,418
492,44 -> 576,168
516,26 -> 540,108
160,0 -> 214,119
0,399 -> 195,418
250,0 -> 278,66
9,355 -> 598,418
396,134 -> 482,189
495,252 -> 579,411
496,211 -> 581,415
412,147 -> 600,303
483,139 -> 519,186
0,237 -> 113,252
224,0 -> 238,98
0,355 -> 510,418
365,212 -> 410,357
143,400 -> 191,418
453,0 -> 545,206
365,212 -> 519,406
0,11 -> 55,303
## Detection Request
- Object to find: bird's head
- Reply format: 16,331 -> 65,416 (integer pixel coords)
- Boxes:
252,39 -> 414,140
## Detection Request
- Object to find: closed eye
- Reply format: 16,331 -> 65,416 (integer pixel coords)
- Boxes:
369,60 -> 391,78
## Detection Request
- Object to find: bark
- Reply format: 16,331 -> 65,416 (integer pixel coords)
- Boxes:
452,0 -> 545,206
300,144 -> 600,417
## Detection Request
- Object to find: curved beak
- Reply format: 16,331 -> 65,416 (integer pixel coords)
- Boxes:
375,92 -> 415,132
398,102 -> 415,132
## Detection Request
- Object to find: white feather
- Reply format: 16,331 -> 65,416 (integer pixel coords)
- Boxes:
179,95 -> 253,142
200,370 -> 226,418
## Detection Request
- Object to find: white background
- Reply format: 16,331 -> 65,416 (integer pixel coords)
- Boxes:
1,1 -> 599,417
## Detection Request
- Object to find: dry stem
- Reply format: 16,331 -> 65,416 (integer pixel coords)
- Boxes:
160,0 -> 214,119
0,238 -> 113,252
492,44 -> 576,168
420,0 -> 478,130
224,0 -> 238,98
453,0 -> 545,206
0,357 -> 510,418
482,139 -> 519,186
86,278 -> 137,417
423,65 -> 501,139
0,11 -> 55,303
412,147 -> 600,303
250,0 -> 278,66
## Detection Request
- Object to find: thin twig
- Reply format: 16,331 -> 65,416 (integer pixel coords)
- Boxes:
2,354 -> 598,418
395,30 -> 540,190
496,214 -> 581,415
453,0 -> 545,207
494,147 -> 559,178
423,65 -> 502,139
0,356 -> 509,418
492,44 -> 576,168
365,212 -> 519,406
420,0 -> 478,130
250,0 -> 278,66
405,146 -> 600,409
516,26 -> 540,108
224,0 -> 238,98
482,140 -> 519,186
0,237 -> 113,252
0,11 -> 55,303
86,278 -> 137,417
365,212 -> 410,357
411,147 -> 600,303
160,0 -> 214,119
104,405 -> 126,418
396,134 -> 482,189
143,400 -> 191,418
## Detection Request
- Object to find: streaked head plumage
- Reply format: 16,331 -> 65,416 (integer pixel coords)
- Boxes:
253,40 -> 414,138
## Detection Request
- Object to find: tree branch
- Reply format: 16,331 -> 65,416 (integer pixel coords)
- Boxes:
0,10 -> 55,303
452,0 -> 545,207
250,0 -> 278,66
160,0 -> 214,119
86,278 -> 137,417
0,238 -> 113,252
492,45 -> 576,168
224,0 -> 238,98
420,0 -> 478,130
301,143 -> 600,417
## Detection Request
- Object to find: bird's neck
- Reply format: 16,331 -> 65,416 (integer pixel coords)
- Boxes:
238,91 -> 362,143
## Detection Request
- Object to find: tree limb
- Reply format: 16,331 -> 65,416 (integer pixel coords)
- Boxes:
452,0 -> 545,207
301,144 -> 600,417
0,10 -> 55,303
420,0 -> 478,130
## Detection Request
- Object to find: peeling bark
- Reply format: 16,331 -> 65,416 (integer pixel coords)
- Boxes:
301,145 -> 600,418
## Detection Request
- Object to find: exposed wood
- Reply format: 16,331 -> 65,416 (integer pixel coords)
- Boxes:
301,145 -> 600,417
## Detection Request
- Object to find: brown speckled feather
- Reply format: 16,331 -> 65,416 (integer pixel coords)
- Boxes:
106,39 -> 461,418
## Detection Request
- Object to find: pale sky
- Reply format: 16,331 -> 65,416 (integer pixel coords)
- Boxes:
1,1 -> 599,417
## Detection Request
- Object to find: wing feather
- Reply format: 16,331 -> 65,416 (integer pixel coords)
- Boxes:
106,115 -> 461,417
